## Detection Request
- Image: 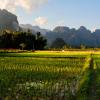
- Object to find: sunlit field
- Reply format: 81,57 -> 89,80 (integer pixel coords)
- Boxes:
0,50 -> 100,100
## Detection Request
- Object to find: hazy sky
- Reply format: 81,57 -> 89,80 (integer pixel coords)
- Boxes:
0,0 -> 100,30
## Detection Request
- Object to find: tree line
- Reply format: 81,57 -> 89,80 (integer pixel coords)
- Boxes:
0,30 -> 47,50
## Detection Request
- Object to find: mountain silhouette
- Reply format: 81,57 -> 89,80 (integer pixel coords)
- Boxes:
45,26 -> 100,48
0,9 -> 100,48
0,9 -> 20,31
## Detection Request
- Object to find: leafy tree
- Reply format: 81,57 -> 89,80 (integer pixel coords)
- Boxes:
80,44 -> 86,49
19,43 -> 26,50
13,31 -> 35,50
51,38 -> 66,49
0,31 -> 14,48
0,30 -> 47,50
35,32 -> 47,50
62,45 -> 69,50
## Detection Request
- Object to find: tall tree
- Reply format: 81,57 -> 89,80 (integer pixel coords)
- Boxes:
0,31 -> 14,48
35,32 -> 47,50
0,30 -> 47,50
51,38 -> 66,49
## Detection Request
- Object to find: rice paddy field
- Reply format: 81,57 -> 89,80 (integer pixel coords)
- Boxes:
0,51 -> 100,100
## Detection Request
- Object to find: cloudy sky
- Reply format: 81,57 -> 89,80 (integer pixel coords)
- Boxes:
0,0 -> 100,30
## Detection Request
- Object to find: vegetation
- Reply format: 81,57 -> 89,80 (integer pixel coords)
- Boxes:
0,51 -> 100,99
0,31 -> 47,50
51,38 -> 66,49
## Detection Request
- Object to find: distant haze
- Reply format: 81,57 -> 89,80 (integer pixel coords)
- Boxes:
0,9 -> 100,48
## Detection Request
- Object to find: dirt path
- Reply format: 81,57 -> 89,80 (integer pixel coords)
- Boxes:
88,59 -> 98,100
88,70 -> 97,100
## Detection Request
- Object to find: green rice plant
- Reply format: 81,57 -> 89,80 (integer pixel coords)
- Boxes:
0,52 -> 90,99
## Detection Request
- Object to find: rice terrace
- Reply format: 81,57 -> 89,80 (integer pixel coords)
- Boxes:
0,0 -> 100,100
0,50 -> 100,100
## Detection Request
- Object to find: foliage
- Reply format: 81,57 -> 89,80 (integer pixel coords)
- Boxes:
51,38 -> 66,49
0,52 -> 86,99
0,51 -> 100,99
0,30 -> 47,50
80,44 -> 86,49
34,32 -> 47,50
19,43 -> 26,50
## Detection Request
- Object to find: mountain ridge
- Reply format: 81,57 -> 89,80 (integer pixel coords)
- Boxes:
0,9 -> 20,31
20,24 -> 50,35
0,9 -> 100,48
45,26 -> 100,48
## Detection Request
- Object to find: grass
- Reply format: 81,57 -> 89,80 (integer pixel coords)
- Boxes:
0,51 -> 100,99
